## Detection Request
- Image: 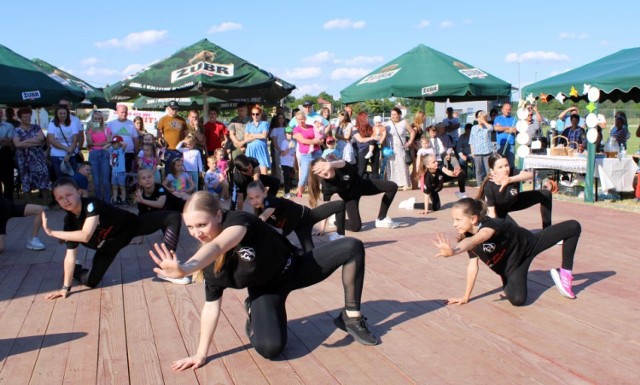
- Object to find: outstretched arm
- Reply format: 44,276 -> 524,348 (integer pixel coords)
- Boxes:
172,299 -> 222,371
448,258 -> 479,305
45,248 -> 78,300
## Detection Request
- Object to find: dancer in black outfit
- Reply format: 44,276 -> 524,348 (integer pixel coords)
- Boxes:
433,198 -> 581,306
42,178 -> 183,299
477,153 -> 552,228
246,181 -> 346,251
308,158 -> 399,231
150,192 -> 377,370
231,154 -> 280,210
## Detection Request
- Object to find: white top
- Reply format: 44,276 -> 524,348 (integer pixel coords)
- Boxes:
270,127 -> 295,167
47,121 -> 78,157
106,119 -> 138,153
176,143 -> 203,172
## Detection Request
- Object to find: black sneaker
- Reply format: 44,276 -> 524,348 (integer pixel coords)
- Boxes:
244,297 -> 252,340
334,310 -> 378,346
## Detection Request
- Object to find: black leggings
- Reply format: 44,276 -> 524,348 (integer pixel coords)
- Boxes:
499,189 -> 552,228
442,170 -> 466,193
356,146 -> 380,179
247,237 -> 365,358
293,200 -> 346,252
281,165 -> 293,194
344,179 -> 398,232
503,220 -> 581,306
75,210 -> 182,287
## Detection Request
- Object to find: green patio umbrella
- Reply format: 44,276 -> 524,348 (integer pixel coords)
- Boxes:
133,95 -> 265,111
31,58 -> 114,108
104,38 -> 295,104
0,44 -> 84,106
522,47 -> 640,103
340,44 -> 512,103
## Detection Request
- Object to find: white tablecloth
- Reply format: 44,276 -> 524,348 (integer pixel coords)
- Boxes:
523,155 -> 637,192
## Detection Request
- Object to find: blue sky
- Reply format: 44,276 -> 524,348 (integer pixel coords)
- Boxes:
3,0 -> 637,101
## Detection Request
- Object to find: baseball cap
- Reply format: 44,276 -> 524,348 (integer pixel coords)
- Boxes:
302,101 -> 313,107
326,136 -> 336,144
285,127 -> 293,134
112,135 -> 123,143
167,100 -> 179,109
373,116 -> 382,123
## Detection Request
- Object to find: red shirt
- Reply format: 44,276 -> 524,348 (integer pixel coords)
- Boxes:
204,120 -> 228,152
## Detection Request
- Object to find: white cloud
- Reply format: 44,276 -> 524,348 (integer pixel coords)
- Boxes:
343,56 -> 383,66
207,22 -> 243,34
323,18 -> 366,29
330,67 -> 370,80
557,32 -> 588,40
462,19 -> 473,24
82,67 -> 120,77
416,19 -> 431,28
122,64 -> 146,76
284,67 -> 322,79
81,57 -> 100,66
95,30 -> 168,51
440,20 -> 454,28
505,51 -> 569,63
293,84 -> 325,97
302,51 -> 335,64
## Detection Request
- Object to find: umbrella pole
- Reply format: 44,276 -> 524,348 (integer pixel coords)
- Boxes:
202,94 -> 209,123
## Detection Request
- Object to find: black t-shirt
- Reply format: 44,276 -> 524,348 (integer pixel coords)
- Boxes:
232,157 -> 260,197
466,217 -> 533,277
137,184 -> 185,215
422,166 -> 445,195
260,195 -> 306,235
321,163 -> 362,201
203,211 -> 296,302
482,171 -> 520,218
64,197 -> 138,251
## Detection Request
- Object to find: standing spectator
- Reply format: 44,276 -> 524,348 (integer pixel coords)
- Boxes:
228,102 -> 251,159
203,108 -> 227,156
269,114 -> 289,187
457,123 -> 473,176
0,108 -> 15,200
353,111 -> 378,179
157,100 -> 188,168
293,111 -> 323,197
244,105 -> 271,175
106,104 -> 139,173
133,116 -> 148,147
86,110 -> 112,201
560,114 -> 586,150
436,122 -> 454,153
58,98 -> 84,161
493,103 -> 516,169
442,107 -> 461,145
469,110 -> 494,185
410,111 -> 426,188
335,110 -> 353,163
320,107 -> 332,135
525,105 -> 543,145
427,125 -> 446,161
289,101 -> 328,128
47,104 -> 79,180
108,136 -> 127,205
186,110 -> 207,150
558,105 -> 584,128
610,112 -> 631,149
4,108 -> 20,127
176,135 -> 204,191
385,107 -> 415,190
13,108 -> 50,204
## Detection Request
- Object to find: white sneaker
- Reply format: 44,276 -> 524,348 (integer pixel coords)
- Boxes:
327,214 -> 336,227
398,197 -> 416,210
454,192 -> 468,199
328,233 -> 345,242
26,237 -> 45,251
157,274 -> 191,285
284,193 -> 292,199
364,151 -> 373,159
375,217 -> 399,229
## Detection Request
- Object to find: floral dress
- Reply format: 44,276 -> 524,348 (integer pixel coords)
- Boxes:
385,120 -> 411,188
14,125 -> 50,192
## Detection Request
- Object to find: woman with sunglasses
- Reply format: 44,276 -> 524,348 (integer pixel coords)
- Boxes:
244,105 -> 271,175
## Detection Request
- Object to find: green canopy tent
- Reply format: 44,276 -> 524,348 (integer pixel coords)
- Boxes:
31,58 -> 114,108
522,47 -> 640,103
133,96 -> 268,111
0,44 -> 84,107
104,38 -> 295,109
340,44 -> 512,103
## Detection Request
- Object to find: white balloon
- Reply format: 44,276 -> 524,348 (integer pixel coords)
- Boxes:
516,120 -> 529,133
517,145 -> 530,158
586,128 -> 598,144
516,108 -> 528,120
587,87 -> 600,102
516,132 -> 530,145
585,113 -> 598,128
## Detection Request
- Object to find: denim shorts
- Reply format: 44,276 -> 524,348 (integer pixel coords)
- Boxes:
111,171 -> 126,186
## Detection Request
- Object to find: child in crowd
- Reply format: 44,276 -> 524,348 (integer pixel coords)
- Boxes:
138,142 -> 161,183
204,155 -> 229,200
271,127 -> 295,198
176,134 -> 204,191
322,136 -> 341,161
162,157 -> 195,200
365,116 -> 386,159
135,169 -> 186,215
108,135 -> 127,205
416,136 -> 435,164
311,117 -> 326,154
72,162 -> 92,197
427,125 -> 446,162
213,147 -> 229,176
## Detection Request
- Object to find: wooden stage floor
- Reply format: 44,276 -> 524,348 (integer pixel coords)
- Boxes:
1,187 -> 638,384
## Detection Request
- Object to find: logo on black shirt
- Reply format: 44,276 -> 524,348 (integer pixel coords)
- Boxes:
509,188 -> 518,196
482,243 -> 496,253
342,174 -> 350,181
236,246 -> 256,262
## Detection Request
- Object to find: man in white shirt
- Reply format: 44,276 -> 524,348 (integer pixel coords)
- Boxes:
106,105 -> 138,173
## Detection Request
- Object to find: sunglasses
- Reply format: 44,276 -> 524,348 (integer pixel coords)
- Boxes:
251,113 -> 261,116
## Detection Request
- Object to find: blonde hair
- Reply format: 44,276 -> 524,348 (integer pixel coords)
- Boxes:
183,191 -> 224,281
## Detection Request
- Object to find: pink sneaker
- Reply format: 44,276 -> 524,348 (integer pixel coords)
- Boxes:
550,268 -> 575,299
